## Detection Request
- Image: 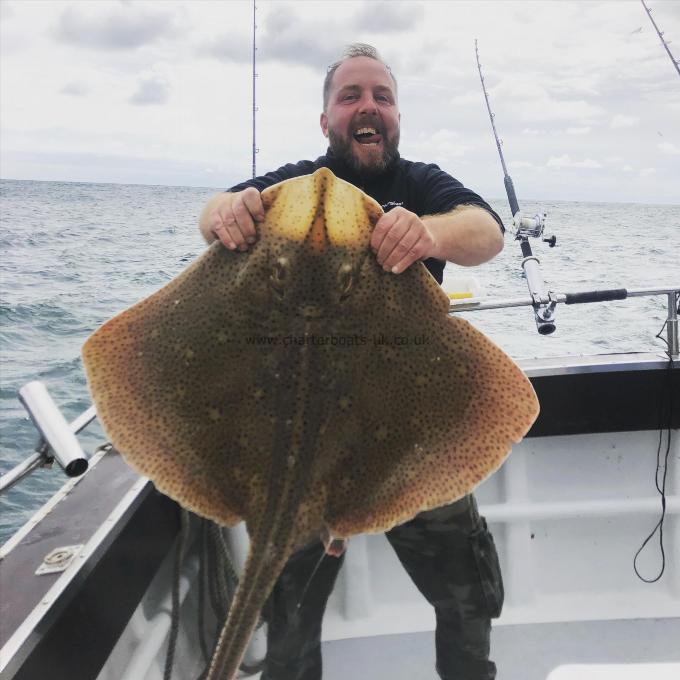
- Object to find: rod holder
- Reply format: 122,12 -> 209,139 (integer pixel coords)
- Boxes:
668,292 -> 679,359
18,382 -> 88,478
521,254 -> 556,335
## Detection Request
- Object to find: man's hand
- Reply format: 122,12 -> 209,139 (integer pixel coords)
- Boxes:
371,207 -> 437,275
198,188 -> 264,249
371,205 -> 504,272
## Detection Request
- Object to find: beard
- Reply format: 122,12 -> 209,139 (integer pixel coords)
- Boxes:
328,126 -> 400,180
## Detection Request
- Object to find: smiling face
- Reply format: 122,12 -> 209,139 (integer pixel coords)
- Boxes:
320,56 -> 400,178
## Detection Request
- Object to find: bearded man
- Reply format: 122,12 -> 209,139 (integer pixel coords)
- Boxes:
198,43 -> 505,680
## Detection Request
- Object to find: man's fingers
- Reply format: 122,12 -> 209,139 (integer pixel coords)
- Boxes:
241,188 -> 265,240
210,211 -> 235,249
372,208 -> 436,274
373,211 -> 409,264
211,209 -> 244,250
371,209 -> 399,254
382,227 -> 424,273
231,198 -> 256,247
211,189 -> 263,250
376,219 -> 413,267
390,233 -> 431,274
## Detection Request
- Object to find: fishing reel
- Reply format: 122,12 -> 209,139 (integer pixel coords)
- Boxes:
510,211 -> 557,247
507,211 -> 558,335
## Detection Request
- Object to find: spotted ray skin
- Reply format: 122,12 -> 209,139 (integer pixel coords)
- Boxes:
82,167 -> 539,679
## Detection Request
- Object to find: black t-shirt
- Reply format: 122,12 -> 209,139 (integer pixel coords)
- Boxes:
228,149 -> 504,284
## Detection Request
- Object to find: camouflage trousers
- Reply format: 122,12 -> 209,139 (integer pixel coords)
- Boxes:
260,494 -> 503,680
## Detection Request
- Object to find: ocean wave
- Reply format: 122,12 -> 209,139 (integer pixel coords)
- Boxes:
0,301 -> 90,335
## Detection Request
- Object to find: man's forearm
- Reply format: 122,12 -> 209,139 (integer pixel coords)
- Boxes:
422,206 -> 504,266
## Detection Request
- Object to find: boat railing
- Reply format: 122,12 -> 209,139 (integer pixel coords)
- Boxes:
1,284 -> 677,497
449,284 -> 680,360
0,384 -> 96,493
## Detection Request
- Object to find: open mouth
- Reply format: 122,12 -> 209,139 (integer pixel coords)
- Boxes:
353,127 -> 382,145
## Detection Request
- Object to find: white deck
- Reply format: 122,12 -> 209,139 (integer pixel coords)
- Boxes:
319,620 -> 680,680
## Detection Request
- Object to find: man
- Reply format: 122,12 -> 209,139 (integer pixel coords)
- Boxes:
199,44 -> 505,680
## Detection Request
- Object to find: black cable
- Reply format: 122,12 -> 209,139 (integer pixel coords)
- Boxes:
296,550 -> 328,615
633,293 -> 677,582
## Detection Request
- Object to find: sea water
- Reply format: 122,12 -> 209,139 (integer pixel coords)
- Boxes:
1,178 -> 678,543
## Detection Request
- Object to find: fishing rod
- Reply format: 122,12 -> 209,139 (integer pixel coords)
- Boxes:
251,0 -> 259,178
474,40 -> 558,336
641,0 -> 680,79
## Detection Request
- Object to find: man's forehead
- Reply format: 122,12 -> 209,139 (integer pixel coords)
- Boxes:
331,57 -> 396,92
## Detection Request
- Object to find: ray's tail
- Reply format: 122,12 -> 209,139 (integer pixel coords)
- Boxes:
205,536 -> 293,680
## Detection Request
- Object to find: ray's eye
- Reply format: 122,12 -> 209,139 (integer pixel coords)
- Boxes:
269,257 -> 289,298
337,262 -> 354,301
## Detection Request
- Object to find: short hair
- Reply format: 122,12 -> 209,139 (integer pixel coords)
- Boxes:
323,43 -> 397,111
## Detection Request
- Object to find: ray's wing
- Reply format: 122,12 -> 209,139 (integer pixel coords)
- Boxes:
317,238 -> 539,538
82,243 -> 273,525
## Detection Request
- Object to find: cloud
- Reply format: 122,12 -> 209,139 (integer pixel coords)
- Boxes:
198,3 -> 424,71
61,81 -> 90,96
1,1 -> 15,21
53,4 -> 177,50
509,160 -> 535,169
260,7 -> 340,68
447,91 -> 486,108
129,76 -> 170,105
199,33 -> 251,63
522,128 -> 541,136
611,114 -> 637,128
565,126 -> 591,135
265,4 -> 296,34
349,2 -> 424,33
199,6 -> 338,68
546,154 -> 602,169
494,77 -> 604,123
640,168 -> 656,177
402,128 -> 471,167
658,141 -> 680,155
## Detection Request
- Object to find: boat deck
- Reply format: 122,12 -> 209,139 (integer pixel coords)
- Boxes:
317,618 -> 680,680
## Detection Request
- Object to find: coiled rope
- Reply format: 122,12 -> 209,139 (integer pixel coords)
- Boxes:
164,512 -> 265,679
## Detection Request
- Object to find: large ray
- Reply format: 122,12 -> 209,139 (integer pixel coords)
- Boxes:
82,167 -> 539,680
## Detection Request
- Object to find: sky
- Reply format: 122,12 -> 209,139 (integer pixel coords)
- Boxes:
1,0 -> 679,204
